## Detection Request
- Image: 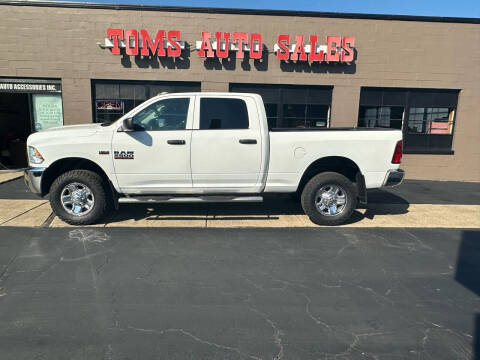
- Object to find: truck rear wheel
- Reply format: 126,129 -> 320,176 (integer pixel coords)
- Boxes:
301,172 -> 357,226
50,170 -> 108,225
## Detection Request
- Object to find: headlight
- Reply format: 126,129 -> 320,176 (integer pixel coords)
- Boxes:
28,146 -> 44,164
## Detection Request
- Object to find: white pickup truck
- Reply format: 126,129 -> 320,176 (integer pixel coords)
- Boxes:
25,92 -> 404,226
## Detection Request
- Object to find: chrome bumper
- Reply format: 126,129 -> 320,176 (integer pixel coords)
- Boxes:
383,169 -> 405,187
24,167 -> 46,196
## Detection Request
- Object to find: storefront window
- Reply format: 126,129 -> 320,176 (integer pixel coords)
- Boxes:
357,88 -> 459,154
229,83 -> 332,129
0,78 -> 62,168
264,103 -> 278,129
282,104 -> 329,128
32,94 -> 64,131
358,106 -> 403,129
407,107 -> 454,134
92,80 -> 200,123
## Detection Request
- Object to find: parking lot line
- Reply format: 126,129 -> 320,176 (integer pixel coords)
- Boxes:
0,199 -> 478,228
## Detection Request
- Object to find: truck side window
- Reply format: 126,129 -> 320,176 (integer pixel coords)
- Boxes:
200,98 -> 249,130
132,98 -> 189,131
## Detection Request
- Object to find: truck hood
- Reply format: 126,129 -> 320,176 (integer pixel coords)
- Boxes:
39,123 -> 103,134
28,123 -> 103,145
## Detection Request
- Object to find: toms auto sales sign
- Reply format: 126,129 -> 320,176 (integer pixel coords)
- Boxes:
104,29 -> 355,63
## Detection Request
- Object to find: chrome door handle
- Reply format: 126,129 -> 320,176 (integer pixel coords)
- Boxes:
167,140 -> 186,145
239,139 -> 257,144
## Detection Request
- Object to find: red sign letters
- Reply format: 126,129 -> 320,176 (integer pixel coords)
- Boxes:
276,35 -> 355,62
197,32 -> 263,59
105,29 -> 355,63
106,28 -> 182,57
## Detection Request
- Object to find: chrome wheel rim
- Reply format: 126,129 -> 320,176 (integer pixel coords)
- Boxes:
315,184 -> 347,216
60,182 -> 95,216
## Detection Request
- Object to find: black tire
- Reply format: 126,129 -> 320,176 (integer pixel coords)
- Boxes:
301,172 -> 357,226
49,169 -> 108,225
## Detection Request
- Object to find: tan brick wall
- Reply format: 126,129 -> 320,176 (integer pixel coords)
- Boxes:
0,4 -> 479,181
330,86 -> 360,127
201,81 -> 229,92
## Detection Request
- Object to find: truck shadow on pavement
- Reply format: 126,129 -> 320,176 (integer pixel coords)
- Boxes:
105,191 -> 410,225
454,230 -> 480,360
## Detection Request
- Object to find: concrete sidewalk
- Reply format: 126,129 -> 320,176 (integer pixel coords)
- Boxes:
0,178 -> 478,228
0,171 -> 22,185
0,199 -> 479,228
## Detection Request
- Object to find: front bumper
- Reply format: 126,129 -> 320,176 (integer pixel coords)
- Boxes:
383,169 -> 405,187
24,167 -> 46,196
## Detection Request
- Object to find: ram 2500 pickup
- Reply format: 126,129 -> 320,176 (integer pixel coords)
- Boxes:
24,92 -> 404,226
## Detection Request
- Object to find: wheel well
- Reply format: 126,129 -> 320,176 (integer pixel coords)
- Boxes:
41,158 -> 111,195
297,156 -> 361,194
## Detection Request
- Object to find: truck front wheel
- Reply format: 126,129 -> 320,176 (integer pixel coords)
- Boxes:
50,170 -> 108,225
301,172 -> 357,226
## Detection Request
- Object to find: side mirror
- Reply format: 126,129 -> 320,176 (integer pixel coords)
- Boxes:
122,117 -> 135,131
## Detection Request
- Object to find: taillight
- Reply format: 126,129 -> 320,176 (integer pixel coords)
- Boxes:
391,140 -> 403,164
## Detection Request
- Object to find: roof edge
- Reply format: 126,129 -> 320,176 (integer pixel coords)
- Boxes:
2,0 -> 480,24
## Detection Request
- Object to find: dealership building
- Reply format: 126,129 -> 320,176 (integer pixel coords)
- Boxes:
0,0 -> 479,181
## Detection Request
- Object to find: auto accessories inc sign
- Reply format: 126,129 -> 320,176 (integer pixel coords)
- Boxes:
0,80 -> 61,93
103,29 -> 355,63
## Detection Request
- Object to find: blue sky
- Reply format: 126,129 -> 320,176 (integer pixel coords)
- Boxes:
64,0 -> 480,18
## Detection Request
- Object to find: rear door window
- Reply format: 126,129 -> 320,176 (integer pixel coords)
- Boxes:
199,98 -> 249,129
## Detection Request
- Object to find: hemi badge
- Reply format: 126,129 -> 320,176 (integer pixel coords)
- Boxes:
99,151 -> 110,155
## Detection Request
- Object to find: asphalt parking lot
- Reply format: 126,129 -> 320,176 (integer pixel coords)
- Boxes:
0,176 -> 479,359
0,227 -> 479,360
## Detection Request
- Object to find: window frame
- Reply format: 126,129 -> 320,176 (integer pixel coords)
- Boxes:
131,97 -> 191,132
406,107 -> 455,135
117,94 -> 195,131
357,87 -> 459,155
194,95 -> 253,131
